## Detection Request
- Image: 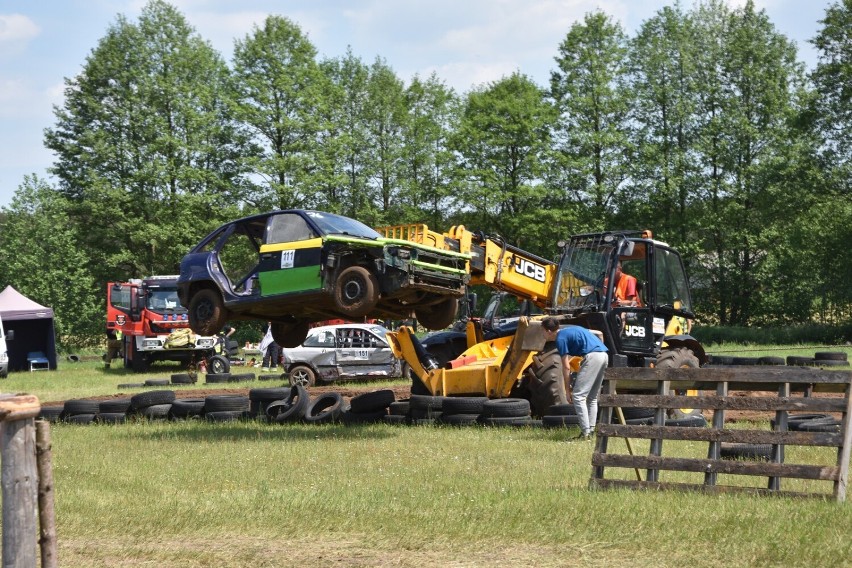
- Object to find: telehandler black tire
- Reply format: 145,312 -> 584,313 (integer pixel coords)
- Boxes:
526,348 -> 569,418
656,347 -> 700,419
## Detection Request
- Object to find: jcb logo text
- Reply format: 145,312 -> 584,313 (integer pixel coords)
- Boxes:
625,325 -> 646,338
513,258 -> 547,283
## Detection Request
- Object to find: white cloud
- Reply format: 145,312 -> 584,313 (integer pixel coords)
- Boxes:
0,13 -> 39,43
0,77 -> 59,120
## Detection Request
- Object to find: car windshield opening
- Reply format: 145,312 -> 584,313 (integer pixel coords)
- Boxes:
305,211 -> 381,239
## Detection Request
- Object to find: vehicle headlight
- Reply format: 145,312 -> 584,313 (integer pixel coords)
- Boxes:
0,353 -> 7,363
143,339 -> 161,348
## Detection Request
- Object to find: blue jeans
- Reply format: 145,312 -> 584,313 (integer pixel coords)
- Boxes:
572,351 -> 608,435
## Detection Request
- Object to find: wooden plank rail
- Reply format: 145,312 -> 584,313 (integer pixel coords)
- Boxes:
590,366 -> 852,502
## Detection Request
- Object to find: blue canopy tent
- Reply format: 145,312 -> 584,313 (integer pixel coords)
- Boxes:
0,286 -> 57,372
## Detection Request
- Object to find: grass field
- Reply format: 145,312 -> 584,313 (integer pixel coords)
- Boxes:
1,348 -> 851,567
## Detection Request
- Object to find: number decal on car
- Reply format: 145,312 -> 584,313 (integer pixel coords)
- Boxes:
280,250 -> 295,269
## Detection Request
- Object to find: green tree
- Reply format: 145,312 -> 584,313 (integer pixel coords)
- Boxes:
231,15 -> 325,210
811,0 -> 852,193
364,58 -> 408,223
400,74 -> 460,228
44,0 -> 245,283
0,177 -> 102,347
450,72 -> 558,251
696,0 -> 806,325
318,49 -> 374,221
626,4 -> 702,251
549,10 -> 632,231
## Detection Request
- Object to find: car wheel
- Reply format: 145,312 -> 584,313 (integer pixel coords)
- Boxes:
415,297 -> 458,330
207,355 -> 230,375
188,288 -> 227,335
271,321 -> 310,348
288,365 -> 316,387
333,266 -> 379,317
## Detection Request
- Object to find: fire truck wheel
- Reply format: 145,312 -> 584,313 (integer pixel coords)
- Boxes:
207,355 -> 230,375
188,288 -> 227,335
333,266 -> 379,317
415,297 -> 458,331
272,321 -> 310,349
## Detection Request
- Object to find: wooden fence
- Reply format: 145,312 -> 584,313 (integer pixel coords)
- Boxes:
0,394 -> 57,567
591,366 -> 852,502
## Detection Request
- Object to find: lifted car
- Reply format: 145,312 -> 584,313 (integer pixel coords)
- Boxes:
177,210 -> 470,347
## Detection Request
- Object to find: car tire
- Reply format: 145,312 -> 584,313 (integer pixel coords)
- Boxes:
129,390 -> 176,411
415,297 -> 459,331
188,288 -> 227,336
304,392 -> 345,424
814,351 -> 847,362
350,389 -> 396,414
271,320 -> 310,349
288,365 -> 316,387
480,398 -> 531,419
441,396 -> 488,416
333,266 -> 379,317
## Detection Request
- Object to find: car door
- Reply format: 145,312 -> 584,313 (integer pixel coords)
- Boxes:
334,326 -> 396,378
288,328 -> 337,377
256,212 -> 325,297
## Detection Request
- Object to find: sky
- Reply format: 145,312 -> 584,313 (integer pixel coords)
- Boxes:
0,0 -> 835,209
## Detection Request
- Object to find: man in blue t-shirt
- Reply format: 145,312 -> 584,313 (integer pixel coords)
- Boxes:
541,317 -> 608,440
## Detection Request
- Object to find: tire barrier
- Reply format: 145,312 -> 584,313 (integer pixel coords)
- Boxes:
37,389 -> 623,432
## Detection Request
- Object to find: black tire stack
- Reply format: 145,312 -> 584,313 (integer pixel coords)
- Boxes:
814,351 -> 849,368
61,399 -> 100,424
438,396 -> 488,426
304,392 -> 346,424
204,395 -> 251,422
478,398 -> 535,427
342,389 -> 394,424
96,398 -> 132,423
407,394 -> 444,425
265,385 -> 310,423
541,403 -> 580,428
130,389 -> 176,421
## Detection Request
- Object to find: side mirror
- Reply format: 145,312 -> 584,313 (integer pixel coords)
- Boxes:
620,241 -> 635,257
467,292 -> 478,313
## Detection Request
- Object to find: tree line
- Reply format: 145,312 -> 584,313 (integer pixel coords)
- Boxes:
0,0 -> 850,347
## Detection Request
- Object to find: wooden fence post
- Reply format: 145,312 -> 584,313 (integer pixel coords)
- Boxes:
36,420 -> 57,568
0,394 -> 42,567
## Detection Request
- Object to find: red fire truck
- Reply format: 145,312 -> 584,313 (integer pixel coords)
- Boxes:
107,276 -> 220,372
